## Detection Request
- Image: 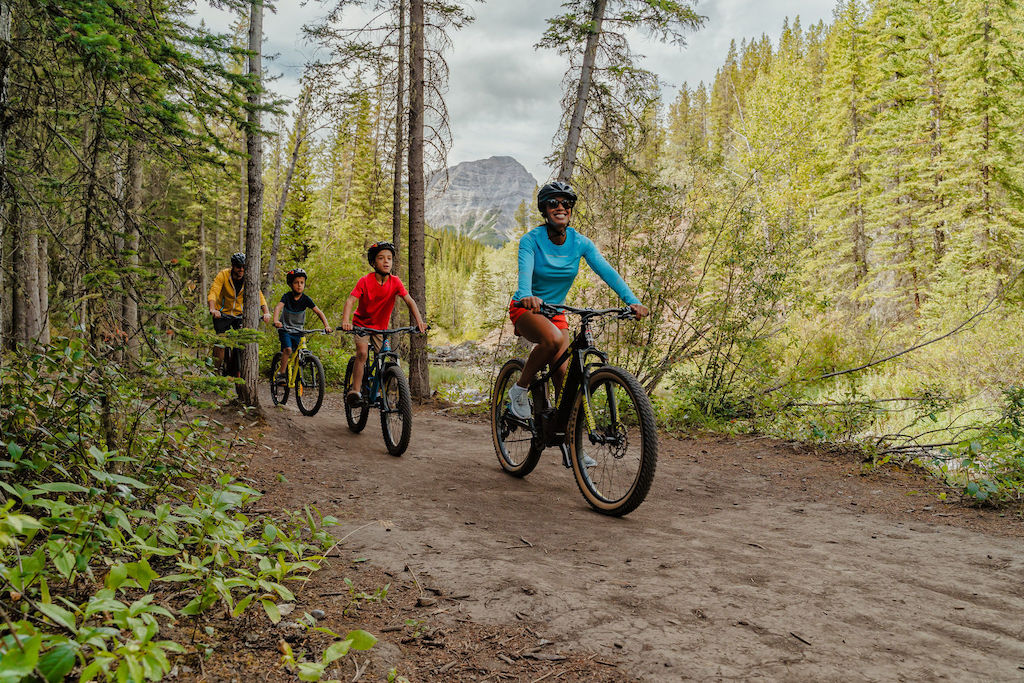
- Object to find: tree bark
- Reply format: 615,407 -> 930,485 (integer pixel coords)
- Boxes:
241,0 -> 265,406
264,85 -> 311,303
390,0 -> 406,328
407,0 -> 429,398
198,206 -> 208,304
0,0 -> 12,348
557,0 -> 607,183
122,142 -> 142,357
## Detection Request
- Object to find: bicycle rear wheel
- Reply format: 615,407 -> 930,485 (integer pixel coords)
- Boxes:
344,357 -> 369,432
296,354 -> 325,416
380,364 -> 412,456
490,358 -> 542,477
269,352 -> 289,405
569,366 -> 657,516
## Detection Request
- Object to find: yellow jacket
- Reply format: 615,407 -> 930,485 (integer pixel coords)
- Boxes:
207,268 -> 268,316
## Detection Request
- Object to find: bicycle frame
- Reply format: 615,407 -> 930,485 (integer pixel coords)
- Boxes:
347,327 -> 416,408
279,328 -> 327,391
513,305 -> 630,453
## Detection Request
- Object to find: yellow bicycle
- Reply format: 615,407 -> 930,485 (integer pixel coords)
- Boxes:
269,328 -> 328,416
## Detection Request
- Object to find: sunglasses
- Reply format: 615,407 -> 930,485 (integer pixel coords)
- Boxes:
543,198 -> 575,210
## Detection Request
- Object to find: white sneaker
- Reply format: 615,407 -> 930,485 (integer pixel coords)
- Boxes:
508,383 -> 532,419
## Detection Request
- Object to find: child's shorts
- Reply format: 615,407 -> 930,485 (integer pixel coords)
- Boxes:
278,328 -> 303,350
508,300 -> 568,332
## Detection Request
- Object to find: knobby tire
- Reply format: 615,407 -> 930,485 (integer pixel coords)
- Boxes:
490,358 -> 542,477
344,356 -> 369,432
569,365 -> 657,517
296,354 -> 325,416
380,364 -> 412,456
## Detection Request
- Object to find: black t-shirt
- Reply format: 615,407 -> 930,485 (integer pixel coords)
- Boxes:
280,293 -> 316,329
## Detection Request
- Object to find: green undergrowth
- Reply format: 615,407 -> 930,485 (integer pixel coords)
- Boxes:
0,337 -> 373,681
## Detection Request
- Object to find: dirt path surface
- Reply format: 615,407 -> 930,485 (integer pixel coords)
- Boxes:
250,393 -> 1024,682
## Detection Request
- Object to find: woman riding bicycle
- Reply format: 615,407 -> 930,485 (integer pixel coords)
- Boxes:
507,181 -> 649,420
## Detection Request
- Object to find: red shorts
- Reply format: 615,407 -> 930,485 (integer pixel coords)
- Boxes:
508,300 -> 568,332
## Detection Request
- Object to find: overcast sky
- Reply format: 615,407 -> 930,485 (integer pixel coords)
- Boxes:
197,1 -> 834,182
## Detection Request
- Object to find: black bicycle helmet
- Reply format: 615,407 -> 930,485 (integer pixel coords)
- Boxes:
537,181 -> 578,214
367,241 -> 396,265
286,268 -> 307,285
230,252 -> 246,267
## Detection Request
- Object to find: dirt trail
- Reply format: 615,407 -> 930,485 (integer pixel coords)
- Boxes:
252,393 -> 1024,682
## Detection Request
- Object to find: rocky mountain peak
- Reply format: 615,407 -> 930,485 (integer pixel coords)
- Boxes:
426,156 -> 538,246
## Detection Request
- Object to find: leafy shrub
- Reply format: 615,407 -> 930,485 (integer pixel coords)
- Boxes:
0,338 -> 363,680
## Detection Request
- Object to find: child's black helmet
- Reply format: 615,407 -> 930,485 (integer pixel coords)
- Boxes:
286,268 -> 307,285
230,252 -> 246,267
367,241 -> 396,265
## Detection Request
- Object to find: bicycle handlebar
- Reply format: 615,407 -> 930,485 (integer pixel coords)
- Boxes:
280,326 -> 332,336
341,325 -> 427,337
514,301 -> 637,320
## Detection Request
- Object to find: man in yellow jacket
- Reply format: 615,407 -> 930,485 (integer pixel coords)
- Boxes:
207,252 -> 271,371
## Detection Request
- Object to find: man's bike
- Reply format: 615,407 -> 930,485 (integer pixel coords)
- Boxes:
491,304 -> 658,517
342,326 -> 419,456
269,328 -> 328,416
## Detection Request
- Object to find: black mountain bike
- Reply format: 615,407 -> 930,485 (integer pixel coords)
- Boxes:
491,304 -> 658,517
268,328 -> 328,416
342,326 -> 419,456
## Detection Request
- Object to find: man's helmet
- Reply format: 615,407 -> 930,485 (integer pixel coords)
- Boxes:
537,181 -> 578,214
286,268 -> 307,285
230,252 -> 246,267
367,241 -> 396,265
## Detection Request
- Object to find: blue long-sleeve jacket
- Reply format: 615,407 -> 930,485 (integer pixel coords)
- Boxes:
512,226 -> 640,306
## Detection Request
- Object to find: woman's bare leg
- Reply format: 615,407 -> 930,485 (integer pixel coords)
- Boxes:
514,311 -> 570,389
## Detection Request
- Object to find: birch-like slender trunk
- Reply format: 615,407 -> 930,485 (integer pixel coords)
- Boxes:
264,85 -> 311,303
407,0 -> 428,397
122,143 -> 142,357
0,1 -> 12,348
241,0 -> 265,406
557,0 -> 607,183
390,0 -> 406,328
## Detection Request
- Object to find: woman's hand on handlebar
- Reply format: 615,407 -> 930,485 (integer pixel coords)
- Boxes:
518,296 -> 543,312
629,303 -> 649,320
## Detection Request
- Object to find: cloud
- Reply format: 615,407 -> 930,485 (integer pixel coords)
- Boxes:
194,0 -> 835,182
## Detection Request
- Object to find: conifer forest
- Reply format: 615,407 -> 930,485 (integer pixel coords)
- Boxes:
1,0 -> 1023,679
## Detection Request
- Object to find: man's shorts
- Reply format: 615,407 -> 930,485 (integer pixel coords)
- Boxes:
508,300 -> 568,332
213,315 -> 243,334
278,328 -> 303,350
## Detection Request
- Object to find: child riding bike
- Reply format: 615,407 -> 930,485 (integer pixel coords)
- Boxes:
272,268 -> 332,382
340,241 -> 428,406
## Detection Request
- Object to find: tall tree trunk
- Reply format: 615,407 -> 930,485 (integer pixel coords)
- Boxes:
0,0 -> 12,348
391,0 -> 406,328
264,85 -> 311,303
122,142 -> 142,357
557,0 -> 607,183
36,228 -> 48,345
407,0 -> 428,397
199,206 -> 209,304
238,135 -> 247,252
241,0 -> 265,406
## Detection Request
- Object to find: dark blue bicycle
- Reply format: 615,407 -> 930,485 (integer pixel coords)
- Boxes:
342,326 -> 418,456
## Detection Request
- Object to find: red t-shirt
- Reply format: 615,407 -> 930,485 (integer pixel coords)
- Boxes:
351,273 -> 408,329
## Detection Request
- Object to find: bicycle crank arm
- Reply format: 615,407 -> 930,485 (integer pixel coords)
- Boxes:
559,443 -> 571,469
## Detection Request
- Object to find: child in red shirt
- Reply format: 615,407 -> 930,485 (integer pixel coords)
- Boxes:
341,241 -> 427,405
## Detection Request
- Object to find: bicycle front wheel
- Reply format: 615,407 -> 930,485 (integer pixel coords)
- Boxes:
569,366 -> 657,516
295,354 -> 325,416
380,364 -> 412,456
269,352 -> 289,405
344,356 -> 369,432
490,358 -> 542,477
